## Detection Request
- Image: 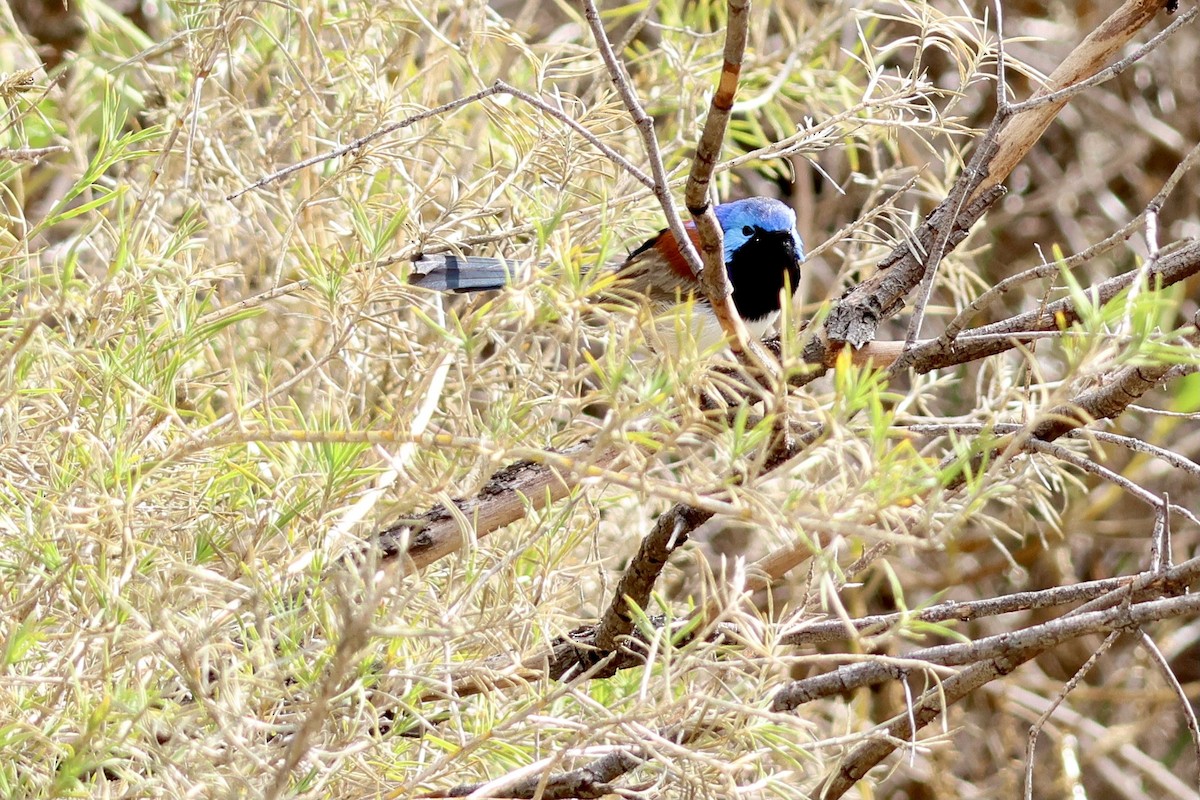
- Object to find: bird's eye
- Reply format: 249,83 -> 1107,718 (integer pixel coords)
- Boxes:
742,225 -> 754,237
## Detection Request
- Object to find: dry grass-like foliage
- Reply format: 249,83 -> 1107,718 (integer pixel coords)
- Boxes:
1,0 -> 1198,798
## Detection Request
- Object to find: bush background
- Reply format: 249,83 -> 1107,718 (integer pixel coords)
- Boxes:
2,0 -> 1198,797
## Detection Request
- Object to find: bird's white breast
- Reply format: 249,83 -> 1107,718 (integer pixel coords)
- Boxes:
648,302 -> 780,354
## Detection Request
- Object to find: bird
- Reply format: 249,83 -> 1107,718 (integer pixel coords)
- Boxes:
410,197 -> 804,350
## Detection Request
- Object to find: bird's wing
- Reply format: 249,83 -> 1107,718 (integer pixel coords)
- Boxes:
410,224 -> 708,304
409,254 -> 519,292
615,226 -> 705,305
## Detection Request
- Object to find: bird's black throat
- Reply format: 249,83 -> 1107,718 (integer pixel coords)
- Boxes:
726,229 -> 802,322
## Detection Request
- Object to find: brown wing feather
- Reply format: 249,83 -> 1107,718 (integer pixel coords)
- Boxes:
616,226 -> 704,307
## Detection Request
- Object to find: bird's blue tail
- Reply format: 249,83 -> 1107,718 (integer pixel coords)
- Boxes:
409,254 -> 515,292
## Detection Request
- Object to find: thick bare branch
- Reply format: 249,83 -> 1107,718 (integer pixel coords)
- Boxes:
685,0 -> 754,351
594,505 -> 713,651
781,555 -> 1200,646
970,0 -> 1179,204
432,725 -> 700,799
805,586 -> 1200,800
773,592 -> 1200,714
373,442 -> 617,571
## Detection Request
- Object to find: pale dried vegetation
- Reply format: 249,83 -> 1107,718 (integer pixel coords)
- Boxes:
1,0 -> 1199,798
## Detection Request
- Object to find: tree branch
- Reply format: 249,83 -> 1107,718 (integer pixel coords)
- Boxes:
814,591 -> 1200,799
773,592 -> 1200,713
780,556 -> 1200,646
372,442 -> 618,571
579,0 -> 703,280
685,0 -> 754,353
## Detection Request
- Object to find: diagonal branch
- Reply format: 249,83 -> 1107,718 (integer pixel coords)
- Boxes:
823,0 -> 1178,352
685,0 -> 755,352
580,0 -> 702,280
227,80 -> 655,201
772,592 -> 1200,714
430,724 -> 702,799
971,0 -> 1187,205
372,442 -> 618,571
812,591 -> 1200,799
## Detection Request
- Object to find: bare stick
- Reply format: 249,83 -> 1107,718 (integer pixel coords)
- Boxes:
992,0 -> 1010,113
1023,631 -> 1121,800
579,0 -> 703,280
1138,630 -> 1200,793
969,0 -> 1175,205
1006,7 -> 1196,116
685,0 -> 754,351
781,557 -> 1200,646
1022,439 -> 1200,528
431,724 -> 701,799
0,144 -> 67,164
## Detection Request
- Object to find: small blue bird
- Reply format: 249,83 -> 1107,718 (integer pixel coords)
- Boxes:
411,197 -> 804,349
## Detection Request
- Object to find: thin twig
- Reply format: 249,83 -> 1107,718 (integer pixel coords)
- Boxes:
431,724 -> 702,799
1023,630 -> 1121,800
779,560 -> 1199,646
1005,7 -> 1197,116
897,119 -> 1004,357
227,85 -> 505,200
0,144 -> 67,164
1151,498 -> 1168,575
579,0 -> 702,278
992,0 -> 1009,114
1138,630 -> 1200,794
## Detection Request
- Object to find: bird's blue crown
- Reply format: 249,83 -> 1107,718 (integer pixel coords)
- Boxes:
714,197 -> 802,262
